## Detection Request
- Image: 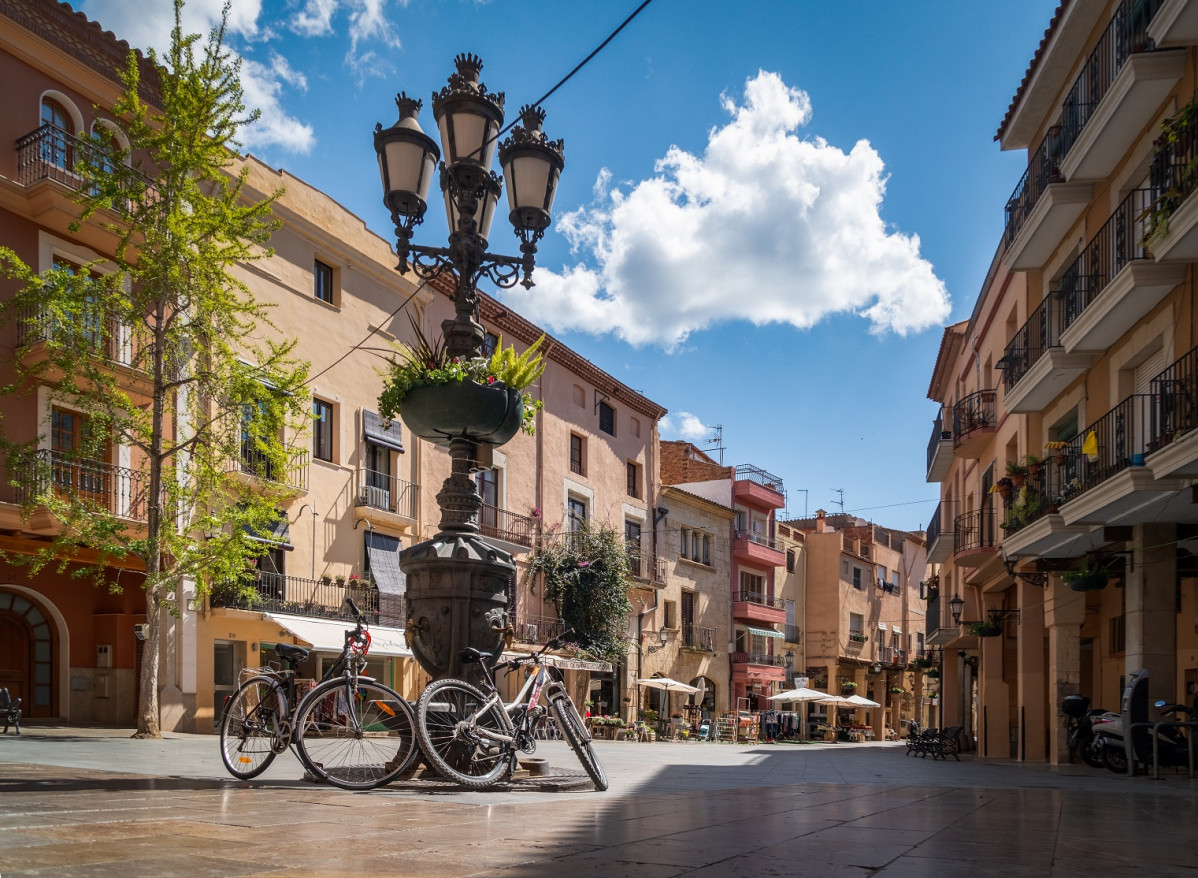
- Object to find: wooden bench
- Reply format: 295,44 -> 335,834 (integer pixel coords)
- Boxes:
1,687 -> 21,735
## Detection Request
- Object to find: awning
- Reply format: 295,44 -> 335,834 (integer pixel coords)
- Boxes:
746,626 -> 784,639
892,626 -> 902,634
363,410 -> 405,453
244,511 -> 293,550
500,653 -> 613,673
264,613 -> 412,657
365,531 -> 405,597
877,621 -> 887,630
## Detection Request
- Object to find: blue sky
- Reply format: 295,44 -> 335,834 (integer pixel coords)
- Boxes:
75,0 -> 1058,531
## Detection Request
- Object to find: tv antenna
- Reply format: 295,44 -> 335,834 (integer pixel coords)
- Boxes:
833,488 -> 845,515
702,424 -> 725,465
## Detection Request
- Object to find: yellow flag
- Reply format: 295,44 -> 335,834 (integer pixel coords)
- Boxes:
1082,430 -> 1099,462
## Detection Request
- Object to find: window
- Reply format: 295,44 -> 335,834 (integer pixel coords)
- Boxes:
849,613 -> 864,635
363,442 -> 391,509
852,566 -> 863,590
786,549 -> 795,572
598,400 -> 615,435
313,399 -> 333,462
41,98 -> 71,169
241,401 -> 282,481
51,407 -> 108,505
679,527 -> 713,566
572,385 -> 585,408
567,496 -> 587,531
477,468 -> 499,534
681,591 -> 695,645
569,434 -> 585,475
626,461 -> 640,498
663,599 -> 677,629
702,534 -> 711,565
739,571 -> 764,600
482,332 -> 499,357
1109,615 -> 1126,654
625,519 -> 643,575
631,416 -> 641,438
314,259 -> 334,304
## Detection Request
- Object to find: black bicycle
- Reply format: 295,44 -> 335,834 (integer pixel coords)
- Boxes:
415,630 -> 608,791
219,598 -> 419,790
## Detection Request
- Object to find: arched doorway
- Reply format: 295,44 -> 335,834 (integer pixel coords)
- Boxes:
689,676 -> 716,720
0,591 -> 56,716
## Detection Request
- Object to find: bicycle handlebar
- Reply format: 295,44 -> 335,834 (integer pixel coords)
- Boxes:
502,628 -> 577,671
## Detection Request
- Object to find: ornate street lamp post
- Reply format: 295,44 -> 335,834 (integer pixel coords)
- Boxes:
373,54 -> 564,681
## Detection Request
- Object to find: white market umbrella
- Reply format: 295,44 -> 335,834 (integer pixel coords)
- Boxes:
846,694 -> 881,708
637,677 -> 700,720
816,695 -> 856,706
767,687 -> 830,703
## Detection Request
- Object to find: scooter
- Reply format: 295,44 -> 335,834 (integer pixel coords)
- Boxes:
1062,694 -> 1116,769
1093,687 -> 1198,774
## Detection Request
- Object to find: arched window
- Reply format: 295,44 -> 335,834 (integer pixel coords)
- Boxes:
40,98 -> 72,170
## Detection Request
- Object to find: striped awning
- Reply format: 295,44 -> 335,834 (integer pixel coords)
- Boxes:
746,626 -> 783,639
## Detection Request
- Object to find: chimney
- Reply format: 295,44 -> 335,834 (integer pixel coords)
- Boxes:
815,509 -> 827,533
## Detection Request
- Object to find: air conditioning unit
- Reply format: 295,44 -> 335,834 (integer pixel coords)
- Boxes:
358,485 -> 390,509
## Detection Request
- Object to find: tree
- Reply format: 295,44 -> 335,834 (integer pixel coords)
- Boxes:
525,521 -> 634,666
0,1 -> 309,737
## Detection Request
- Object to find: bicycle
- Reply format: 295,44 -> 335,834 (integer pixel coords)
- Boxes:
218,598 -> 419,790
414,629 -> 608,791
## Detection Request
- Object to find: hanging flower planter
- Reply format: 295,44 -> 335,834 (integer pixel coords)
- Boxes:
399,381 -> 525,447
1063,563 -> 1109,592
968,620 -> 1003,638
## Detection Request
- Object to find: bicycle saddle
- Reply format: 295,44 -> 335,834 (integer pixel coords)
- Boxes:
458,648 -> 493,665
276,643 -> 310,664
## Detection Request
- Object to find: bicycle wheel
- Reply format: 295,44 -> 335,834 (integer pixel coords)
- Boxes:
550,693 -> 608,791
416,678 -> 512,789
219,676 -> 285,780
293,677 -> 418,791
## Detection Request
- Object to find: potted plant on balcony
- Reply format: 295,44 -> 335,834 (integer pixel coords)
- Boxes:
1063,559 -> 1109,592
1045,440 -> 1069,466
1024,453 -> 1043,476
992,477 -> 1014,501
319,574 -> 332,586
889,686 -> 905,695
1005,459 -> 1029,486
841,681 -> 858,693
378,316 -> 546,446
334,575 -> 347,588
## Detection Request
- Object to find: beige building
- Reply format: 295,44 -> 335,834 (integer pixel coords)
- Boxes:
789,511 -> 929,740
927,0 -> 1198,761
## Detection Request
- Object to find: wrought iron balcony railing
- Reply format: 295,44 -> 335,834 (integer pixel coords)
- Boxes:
514,614 -> 566,645
12,448 -> 151,521
15,123 -> 156,200
731,651 -> 786,667
926,500 -> 942,546
1058,189 -> 1155,330
926,416 -> 950,471
479,502 -> 538,547
1147,101 -> 1198,245
1058,0 -> 1164,158
1004,125 -> 1065,246
1001,293 -> 1066,391
1149,344 -> 1198,450
682,625 -> 717,652
735,589 -> 784,610
953,508 -> 999,554
735,529 -> 779,551
210,572 -> 404,627
355,468 -> 419,519
16,303 -> 137,367
626,547 -> 666,582
952,389 -> 997,441
733,464 -> 784,493
239,445 -> 309,490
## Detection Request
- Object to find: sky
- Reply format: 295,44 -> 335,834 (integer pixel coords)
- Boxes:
73,0 -> 1059,531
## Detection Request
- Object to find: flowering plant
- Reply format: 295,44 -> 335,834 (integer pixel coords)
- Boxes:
378,316 -> 546,435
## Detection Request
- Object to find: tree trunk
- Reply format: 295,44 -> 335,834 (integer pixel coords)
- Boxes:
134,585 -> 161,738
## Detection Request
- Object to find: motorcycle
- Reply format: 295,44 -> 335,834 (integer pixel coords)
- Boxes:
1062,694 -> 1115,769
1093,672 -> 1198,774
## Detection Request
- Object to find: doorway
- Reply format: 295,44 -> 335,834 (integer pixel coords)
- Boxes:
0,591 -> 56,716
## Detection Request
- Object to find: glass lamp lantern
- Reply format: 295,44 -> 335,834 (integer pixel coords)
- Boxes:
373,93 -> 439,223
432,54 -> 504,175
499,105 -> 565,235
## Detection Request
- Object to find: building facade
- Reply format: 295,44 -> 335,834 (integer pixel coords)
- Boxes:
926,0 -> 1198,761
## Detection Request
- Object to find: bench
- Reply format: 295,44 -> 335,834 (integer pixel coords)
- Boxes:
1,687 -> 21,735
905,726 -> 962,760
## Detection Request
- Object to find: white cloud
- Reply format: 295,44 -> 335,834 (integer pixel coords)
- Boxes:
240,56 -> 315,154
661,412 -> 715,443
292,0 -> 339,36
501,71 -> 951,349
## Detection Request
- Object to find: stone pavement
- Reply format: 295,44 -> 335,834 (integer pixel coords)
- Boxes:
2,726 -> 1197,877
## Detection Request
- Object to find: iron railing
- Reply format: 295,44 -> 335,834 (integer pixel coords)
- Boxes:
735,589 -> 785,610
514,614 -> 566,645
11,448 -> 151,521
735,529 -> 779,551
1058,0 -> 1164,158
1147,103 -> 1198,247
1062,394 -> 1153,496
731,651 -> 786,667
15,123 -> 155,199
239,446 -> 309,490
16,303 -> 136,366
682,625 -> 717,651
926,501 -> 942,547
733,464 -> 784,493
1058,189 -> 1155,330
953,508 -> 999,555
479,502 -> 538,547
627,548 -> 666,582
354,468 -> 419,519
1004,125 -> 1065,246
1001,294 -> 1066,391
1148,344 -> 1198,450
210,573 -> 403,627
926,416 -> 950,472
952,389 -> 997,441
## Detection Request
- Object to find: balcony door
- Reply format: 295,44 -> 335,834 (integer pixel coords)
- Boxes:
476,468 -> 498,532
51,407 -> 108,509
365,442 -> 391,510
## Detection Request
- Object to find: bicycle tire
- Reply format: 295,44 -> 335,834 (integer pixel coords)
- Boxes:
416,678 -> 512,789
220,676 -> 285,780
293,677 -> 419,790
550,693 -> 608,791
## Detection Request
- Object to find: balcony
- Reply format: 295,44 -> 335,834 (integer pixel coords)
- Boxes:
733,528 -> 785,566
1000,295 -> 1091,412
11,449 -> 151,525
16,303 -> 138,368
210,573 -> 404,628
953,508 -> 999,567
1143,102 -> 1198,262
926,501 -> 953,563
681,625 -> 717,652
354,468 -> 419,529
1003,126 -> 1092,271
1058,189 -> 1185,353
479,503 -> 538,549
1058,394 -> 1186,526
238,445 -> 309,491
1148,0 -> 1198,47
877,646 -> 906,667
733,464 -> 785,510
627,548 -> 666,585
730,651 -> 787,685
783,624 -> 801,644
952,389 -> 997,458
926,417 -> 953,482
1058,1 -> 1183,182
513,614 -> 566,646
1146,344 -> 1198,478
732,589 -> 785,626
